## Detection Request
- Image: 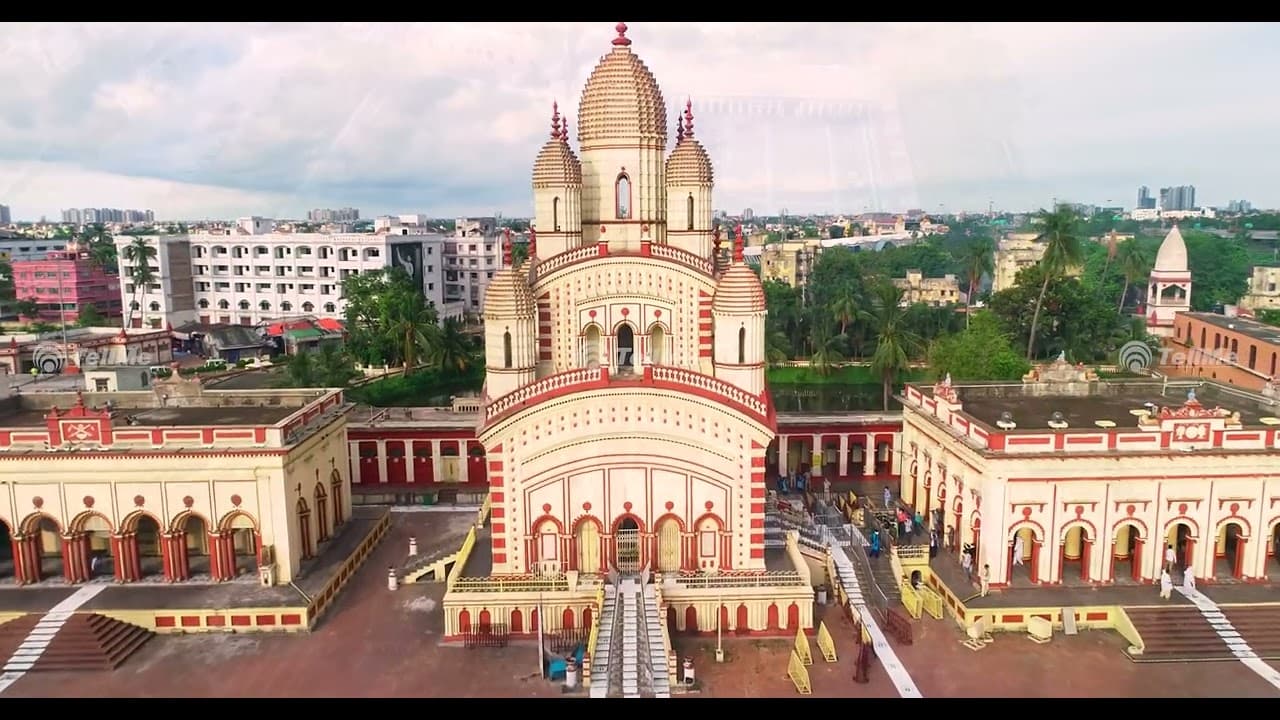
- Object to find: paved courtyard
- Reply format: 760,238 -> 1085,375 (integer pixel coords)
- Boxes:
2,511 -> 1278,698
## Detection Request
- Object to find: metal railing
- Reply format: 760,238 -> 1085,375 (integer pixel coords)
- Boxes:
667,569 -> 807,589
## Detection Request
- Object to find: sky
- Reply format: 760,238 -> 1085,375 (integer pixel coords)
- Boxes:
1,21 -> 1278,222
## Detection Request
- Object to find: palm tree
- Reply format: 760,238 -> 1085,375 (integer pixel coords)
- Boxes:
1115,240 -> 1150,313
868,283 -> 921,411
384,292 -> 438,376
1025,206 -> 1085,360
120,238 -> 157,328
829,290 -> 859,337
766,330 -> 790,367
807,320 -> 845,376
960,235 -> 995,327
425,317 -> 475,373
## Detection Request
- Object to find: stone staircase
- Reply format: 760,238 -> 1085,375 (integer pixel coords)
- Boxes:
1123,606 -> 1234,662
589,577 -> 667,698
402,547 -> 459,584
0,612 -> 153,672
1221,606 -> 1280,659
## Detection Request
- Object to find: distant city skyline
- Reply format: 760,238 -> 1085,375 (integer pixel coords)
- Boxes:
1,22 -> 1278,221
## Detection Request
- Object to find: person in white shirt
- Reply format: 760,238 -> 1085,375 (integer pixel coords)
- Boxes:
980,564 -> 991,597
1013,535 -> 1025,566
1159,569 -> 1174,599
1165,544 -> 1177,573
1183,570 -> 1196,592
961,551 -> 973,580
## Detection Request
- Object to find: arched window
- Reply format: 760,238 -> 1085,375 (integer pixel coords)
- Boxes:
217,299 -> 230,310
238,300 -> 250,310
553,197 -> 561,232
148,301 -> 160,312
615,174 -> 631,219
738,327 -> 746,364
259,300 -> 271,311
503,330 -> 513,369
687,194 -> 694,231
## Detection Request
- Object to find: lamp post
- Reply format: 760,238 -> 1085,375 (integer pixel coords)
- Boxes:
537,588 -> 545,678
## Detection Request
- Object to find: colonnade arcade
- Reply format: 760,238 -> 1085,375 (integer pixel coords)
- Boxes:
766,432 -> 898,479
527,512 -> 730,576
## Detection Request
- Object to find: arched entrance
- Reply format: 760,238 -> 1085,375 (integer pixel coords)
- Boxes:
695,516 -> 722,571
656,517 -> 681,572
1214,521 -> 1246,581
533,518 -> 561,575
575,519 -> 601,573
172,513 -> 210,580
616,324 -> 635,371
73,513 -> 113,581
1060,525 -> 1093,583
614,517 -> 641,573
648,324 -> 666,366
19,515 -> 65,584
223,512 -> 260,579
583,325 -> 601,368
1165,522 -> 1194,580
1111,523 -> 1144,583
1007,526 -> 1041,585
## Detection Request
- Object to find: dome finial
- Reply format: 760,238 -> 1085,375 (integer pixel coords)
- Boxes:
550,101 -> 561,140
676,115 -> 685,142
612,22 -> 631,47
733,224 -> 745,263
502,228 -> 513,269
561,116 -> 570,144
684,98 -> 695,136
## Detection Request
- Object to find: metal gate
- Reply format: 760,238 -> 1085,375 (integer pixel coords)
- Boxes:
616,528 -> 641,572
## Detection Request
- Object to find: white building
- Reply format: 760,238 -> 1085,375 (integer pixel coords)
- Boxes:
1146,226 -> 1192,338
115,232 -> 462,329
0,235 -> 68,262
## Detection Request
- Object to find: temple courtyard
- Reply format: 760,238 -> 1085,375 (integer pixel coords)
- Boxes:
1,511 -> 1277,698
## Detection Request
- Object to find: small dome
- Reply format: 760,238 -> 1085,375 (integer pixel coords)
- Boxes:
666,100 -> 713,186
533,103 -> 582,189
483,268 -> 536,319
713,264 -> 766,314
577,23 -> 667,148
1153,225 -> 1188,273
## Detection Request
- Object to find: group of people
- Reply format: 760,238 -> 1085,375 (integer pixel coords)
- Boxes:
1159,543 -> 1197,599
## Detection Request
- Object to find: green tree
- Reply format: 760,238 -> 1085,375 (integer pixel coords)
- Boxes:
1025,206 -> 1085,360
424,317 -> 476,373
807,320 -> 844,376
867,282 -> 921,410
1115,239 -> 1150,313
0,260 -> 14,302
15,298 -> 38,320
75,303 -> 105,327
959,235 -> 995,326
510,242 -> 530,266
286,345 -> 359,388
928,310 -> 1030,381
989,265 -> 1129,362
121,237 -> 157,328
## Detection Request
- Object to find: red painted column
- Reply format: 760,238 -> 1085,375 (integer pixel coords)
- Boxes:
24,535 -> 43,585
61,535 -> 78,583
1029,540 -> 1041,584
111,534 -> 125,582
75,534 -> 92,582
160,532 -> 175,582
1080,540 -> 1092,582
127,533 -> 142,582
10,537 -> 28,585
1234,538 -> 1247,579
176,534 -> 190,581
1132,537 -> 1145,582
1184,537 -> 1196,575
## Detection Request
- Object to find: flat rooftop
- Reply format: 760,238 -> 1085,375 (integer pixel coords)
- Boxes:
0,387 -> 334,430
949,381 -> 1278,431
1183,311 -> 1280,346
348,405 -> 480,429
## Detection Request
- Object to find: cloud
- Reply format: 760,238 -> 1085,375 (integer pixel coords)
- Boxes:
0,22 -> 1276,221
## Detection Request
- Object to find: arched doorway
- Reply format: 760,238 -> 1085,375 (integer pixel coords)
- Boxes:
614,517 -> 641,572
1007,526 -> 1040,585
1165,522 -> 1194,580
1111,523 -> 1144,583
1214,522 -> 1246,580
314,483 -> 330,542
533,518 -> 561,575
224,512 -> 260,579
656,517 -> 681,572
616,324 -> 635,371
575,519 -> 601,573
295,499 -> 313,561
695,516 -> 722,571
178,514 -> 210,580
0,520 -> 12,581
22,515 -> 64,584
648,324 -> 666,366
582,325 -> 601,368
1060,525 -> 1093,583
74,513 -> 112,581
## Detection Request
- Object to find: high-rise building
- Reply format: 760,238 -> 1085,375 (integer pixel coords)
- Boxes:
0,205 -> 10,224
307,208 -> 361,223
1136,186 -> 1156,210
1158,186 -> 1196,212
60,208 -> 155,225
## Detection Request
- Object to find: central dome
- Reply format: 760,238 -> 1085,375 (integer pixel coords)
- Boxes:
577,23 -> 668,149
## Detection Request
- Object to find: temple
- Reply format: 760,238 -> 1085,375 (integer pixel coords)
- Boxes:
440,23 -> 815,695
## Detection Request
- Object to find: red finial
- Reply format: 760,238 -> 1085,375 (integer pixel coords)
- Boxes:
612,22 -> 631,47
550,101 -> 561,139
733,224 -> 744,263
561,117 -> 570,144
684,99 -> 694,136
676,114 -> 684,142
502,228 -> 513,268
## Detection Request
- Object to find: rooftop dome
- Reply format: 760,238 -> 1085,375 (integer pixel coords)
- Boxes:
483,267 -> 536,319
577,23 -> 668,148
666,100 -> 714,186
533,103 -> 583,189
1153,225 -> 1189,274
713,225 -> 765,313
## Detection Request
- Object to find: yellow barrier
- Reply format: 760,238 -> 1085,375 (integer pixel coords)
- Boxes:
787,650 -> 812,695
444,526 -> 477,590
794,627 -> 812,666
861,622 -> 872,645
920,586 -> 943,620
1113,608 -> 1144,654
900,583 -> 923,619
816,621 -> 838,663
476,493 -> 492,527
584,586 -> 605,684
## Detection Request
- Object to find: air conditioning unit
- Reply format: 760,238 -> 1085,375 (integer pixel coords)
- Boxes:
258,564 -> 276,587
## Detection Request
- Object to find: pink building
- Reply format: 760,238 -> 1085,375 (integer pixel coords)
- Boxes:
12,247 -> 122,323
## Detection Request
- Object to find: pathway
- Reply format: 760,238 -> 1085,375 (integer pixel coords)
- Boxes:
1176,586 -> 1280,692
0,584 -> 107,695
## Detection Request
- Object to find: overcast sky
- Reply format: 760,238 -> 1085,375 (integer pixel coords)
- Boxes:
1,22 -> 1277,222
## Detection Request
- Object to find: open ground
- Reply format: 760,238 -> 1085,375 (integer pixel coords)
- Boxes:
3,512 -> 1278,698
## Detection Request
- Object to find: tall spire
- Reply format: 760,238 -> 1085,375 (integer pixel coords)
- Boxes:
550,101 -> 561,139
683,98 -> 695,137
502,228 -> 513,269
612,22 -> 631,47
561,116 -> 570,145
733,224 -> 744,263
676,115 -> 685,142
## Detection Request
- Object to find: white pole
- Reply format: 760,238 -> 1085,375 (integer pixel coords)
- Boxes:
717,594 -> 722,654
537,590 -> 545,677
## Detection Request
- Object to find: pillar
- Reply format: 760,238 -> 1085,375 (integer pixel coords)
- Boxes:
1132,536 -> 1145,582
838,435 -> 849,477
862,435 -> 875,477
61,533 -> 91,584
209,532 -> 236,582
777,435 -> 788,476
432,440 -> 444,486
162,531 -> 190,582
1079,538 -> 1092,581
376,439 -> 388,484
1234,537 -> 1247,579
112,533 -> 143,583
14,534 -> 42,585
